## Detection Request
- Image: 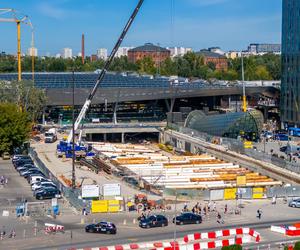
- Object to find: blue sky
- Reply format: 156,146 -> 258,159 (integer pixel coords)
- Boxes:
0,0 -> 282,56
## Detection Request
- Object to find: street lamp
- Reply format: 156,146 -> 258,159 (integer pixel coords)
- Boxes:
241,52 -> 247,112
173,189 -> 177,250
71,69 -> 76,189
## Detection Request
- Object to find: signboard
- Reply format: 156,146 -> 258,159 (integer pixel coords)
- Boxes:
82,185 -> 100,198
244,141 -> 253,149
236,175 -> 247,186
103,183 -> 121,197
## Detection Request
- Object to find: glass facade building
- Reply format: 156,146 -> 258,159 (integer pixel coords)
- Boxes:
281,0 -> 300,126
184,110 -> 263,140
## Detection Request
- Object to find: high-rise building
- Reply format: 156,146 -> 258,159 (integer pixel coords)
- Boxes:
27,47 -> 38,57
115,47 -> 134,57
281,0 -> 300,126
167,47 -> 192,57
97,48 -> 108,60
247,43 -> 281,55
62,48 -> 72,59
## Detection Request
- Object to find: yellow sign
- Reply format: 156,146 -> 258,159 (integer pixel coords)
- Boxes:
244,141 -> 253,149
108,200 -> 120,213
236,175 -> 247,186
91,200 -> 108,213
252,187 -> 265,199
224,188 -> 237,200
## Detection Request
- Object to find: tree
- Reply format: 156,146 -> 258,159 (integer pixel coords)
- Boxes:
0,103 -> 31,154
207,61 -> 216,71
221,244 -> 242,250
137,56 -> 156,75
0,80 -> 46,122
161,58 -> 177,76
255,65 -> 271,80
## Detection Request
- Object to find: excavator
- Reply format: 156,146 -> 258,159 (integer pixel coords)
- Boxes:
57,0 -> 144,158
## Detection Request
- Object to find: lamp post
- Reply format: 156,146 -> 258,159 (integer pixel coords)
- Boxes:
173,189 -> 177,250
241,52 -> 247,112
71,69 -> 76,189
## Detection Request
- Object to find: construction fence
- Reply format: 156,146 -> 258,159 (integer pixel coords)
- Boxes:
164,186 -> 300,201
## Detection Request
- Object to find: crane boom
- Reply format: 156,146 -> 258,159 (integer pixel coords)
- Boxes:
67,0 -> 144,143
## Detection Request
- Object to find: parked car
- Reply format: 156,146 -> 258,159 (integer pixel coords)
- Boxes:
12,155 -> 30,163
2,152 -> 10,160
14,159 -> 33,168
85,222 -> 117,234
22,170 -> 44,178
32,182 -> 56,191
35,188 -> 61,200
289,198 -> 300,208
16,164 -> 35,172
173,213 -> 202,225
30,176 -> 49,185
139,215 -> 168,228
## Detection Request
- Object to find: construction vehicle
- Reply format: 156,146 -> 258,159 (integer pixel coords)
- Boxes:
44,128 -> 57,143
57,0 -> 144,157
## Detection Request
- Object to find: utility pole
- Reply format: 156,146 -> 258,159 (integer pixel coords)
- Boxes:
241,52 -> 247,112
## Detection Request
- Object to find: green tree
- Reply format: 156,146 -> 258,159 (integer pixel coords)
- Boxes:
48,58 -> 67,72
221,244 -> 242,250
0,103 -> 31,154
161,58 -> 177,76
255,65 -> 271,80
0,80 -> 46,122
137,56 -> 156,75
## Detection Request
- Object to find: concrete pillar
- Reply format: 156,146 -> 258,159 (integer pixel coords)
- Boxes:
121,133 -> 125,144
103,133 -> 107,142
263,107 -> 268,122
170,98 -> 175,112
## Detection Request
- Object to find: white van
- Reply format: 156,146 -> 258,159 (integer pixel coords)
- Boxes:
30,176 -> 49,185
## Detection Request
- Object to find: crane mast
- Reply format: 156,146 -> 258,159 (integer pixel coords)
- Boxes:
67,0 -> 144,144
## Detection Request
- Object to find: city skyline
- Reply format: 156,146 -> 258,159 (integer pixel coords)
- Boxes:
0,0 -> 281,55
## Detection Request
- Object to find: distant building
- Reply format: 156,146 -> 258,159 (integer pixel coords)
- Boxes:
62,48 -> 72,59
196,49 -> 228,71
247,43 -> 281,55
225,51 -> 241,59
115,47 -> 133,58
128,43 -> 170,66
77,52 -> 82,57
27,47 -> 38,57
97,48 -> 108,60
90,54 -> 97,62
208,47 -> 225,55
55,53 -> 61,58
167,47 -> 192,57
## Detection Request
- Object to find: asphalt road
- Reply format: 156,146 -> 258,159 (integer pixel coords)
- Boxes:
23,218 -> 300,250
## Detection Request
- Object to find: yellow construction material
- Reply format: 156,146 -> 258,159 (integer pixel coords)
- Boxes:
236,175 -> 247,186
224,188 -> 237,200
91,200 -> 108,213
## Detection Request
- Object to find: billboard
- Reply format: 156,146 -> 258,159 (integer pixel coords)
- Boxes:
103,183 -> 121,197
82,185 -> 100,198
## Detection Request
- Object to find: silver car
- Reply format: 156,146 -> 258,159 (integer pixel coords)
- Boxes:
289,198 -> 300,208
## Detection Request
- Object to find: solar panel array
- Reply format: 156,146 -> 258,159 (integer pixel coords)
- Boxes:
0,72 -> 209,89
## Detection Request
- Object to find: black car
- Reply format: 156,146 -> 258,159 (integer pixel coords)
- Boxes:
173,213 -> 202,225
12,155 -> 31,164
16,164 -> 35,172
85,222 -> 116,234
35,188 -> 61,200
14,159 -> 33,168
280,146 -> 287,153
139,215 -> 168,228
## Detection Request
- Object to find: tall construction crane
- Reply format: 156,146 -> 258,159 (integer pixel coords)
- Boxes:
0,8 -> 34,81
66,0 -> 144,144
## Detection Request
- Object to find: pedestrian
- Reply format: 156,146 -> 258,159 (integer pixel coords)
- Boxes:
257,209 -> 262,219
82,207 -> 86,216
217,212 -> 224,224
213,202 -> 216,212
224,204 -> 228,214
208,201 -> 212,212
183,202 -> 188,212
4,177 -> 8,186
9,229 -> 15,238
272,195 -> 277,205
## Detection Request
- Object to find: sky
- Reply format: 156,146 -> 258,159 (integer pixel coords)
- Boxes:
0,0 -> 282,56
